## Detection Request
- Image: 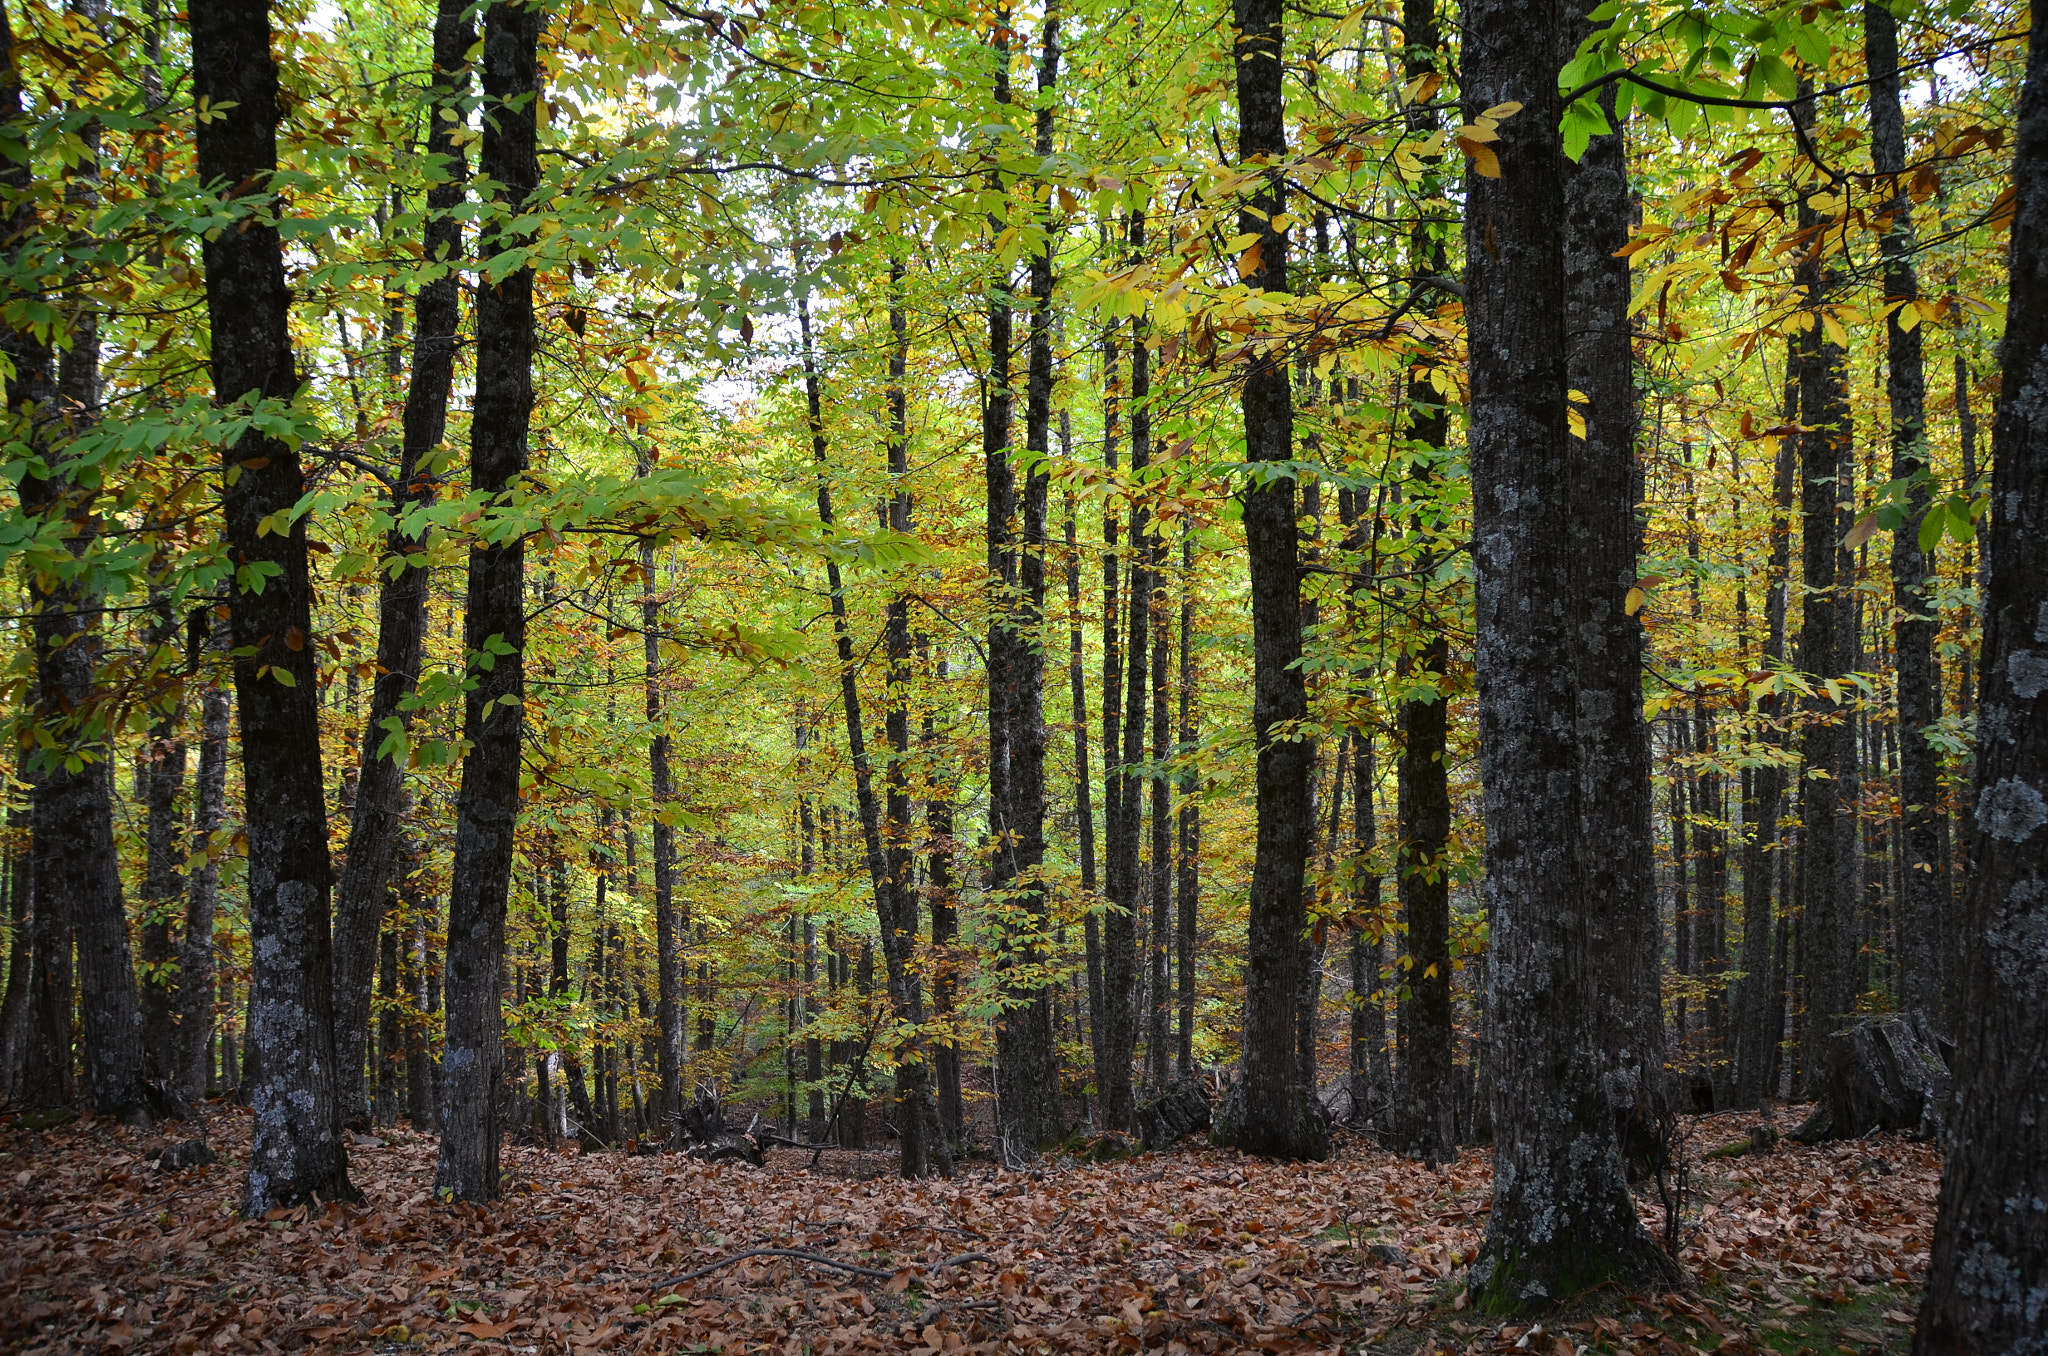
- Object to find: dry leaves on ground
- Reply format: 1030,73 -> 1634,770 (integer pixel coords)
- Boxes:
0,1107 -> 1939,1355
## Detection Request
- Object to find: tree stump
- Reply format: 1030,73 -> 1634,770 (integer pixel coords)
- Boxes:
1796,1013 -> 1951,1141
1136,1077 -> 1211,1150
674,1086 -> 764,1166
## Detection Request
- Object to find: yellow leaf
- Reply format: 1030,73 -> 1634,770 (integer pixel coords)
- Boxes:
1822,311 -> 1850,347
1454,123 -> 1499,143
1480,100 -> 1524,123
1624,587 -> 1646,616
1461,139 -> 1501,178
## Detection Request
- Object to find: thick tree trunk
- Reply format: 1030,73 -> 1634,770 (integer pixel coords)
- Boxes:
1912,14 -> 2048,1348
333,0 -> 472,1127
1561,57 -> 1668,1152
1865,2 -> 1945,1028
435,0 -> 538,1202
1464,0 -> 1677,1306
189,0 -> 355,1206
1211,0 -> 1325,1162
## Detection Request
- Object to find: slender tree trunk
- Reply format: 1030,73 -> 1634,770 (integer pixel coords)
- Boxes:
1913,12 -> 2048,1345
880,262 -> 941,1178
1792,79 -> 1859,1111
1394,630 -> 1455,1160
1865,1 -> 1945,1029
1146,537 -> 1173,1092
642,506 -> 684,1133
1095,309 -> 1131,1130
138,601 -> 187,1085
800,283 -> 934,1177
188,0 -> 356,1206
436,0 -> 538,1201
1734,411 -> 1796,1107
923,694 -> 967,1147
988,8 -> 1065,1156
333,0 -> 472,1127
1175,531 -> 1200,1080
1465,0 -> 1677,1305
1337,490 -> 1388,1123
1212,0 -> 1325,1162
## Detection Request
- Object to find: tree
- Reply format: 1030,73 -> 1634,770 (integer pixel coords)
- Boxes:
1561,8 -> 1664,1153
1912,7 -> 2048,1347
333,0 -> 474,1128
1210,0 -> 1326,1163
1463,0 -> 1679,1307
189,0 -> 358,1210
435,0 -> 539,1202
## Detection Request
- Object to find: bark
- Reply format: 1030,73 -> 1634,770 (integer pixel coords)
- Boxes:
1912,14 -> 2048,1347
1792,80 -> 1859,1100
1394,632 -> 1454,1160
1464,0 -> 1677,1306
1175,530 -> 1200,1081
1865,1 -> 1945,1029
1147,536 -> 1173,1093
643,531 -> 684,1131
138,602 -> 186,1085
1095,311 -> 1133,1130
333,0 -> 472,1127
880,263 -> 942,1178
1209,0 -> 1326,1162
435,0 -> 538,1202
924,702 -> 967,1147
1336,490 -> 1390,1126
800,285 -> 934,1178
189,0 -> 356,1207
1561,51 -> 1668,1154
1733,408 -> 1796,1107
989,9 -> 1065,1155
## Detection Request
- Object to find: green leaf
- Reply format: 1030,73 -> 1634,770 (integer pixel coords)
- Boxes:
1917,504 -> 1947,553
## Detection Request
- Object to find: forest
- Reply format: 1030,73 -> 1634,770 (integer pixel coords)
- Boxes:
0,0 -> 2042,1349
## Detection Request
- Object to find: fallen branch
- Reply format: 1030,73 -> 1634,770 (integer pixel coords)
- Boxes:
653,1248 -> 994,1289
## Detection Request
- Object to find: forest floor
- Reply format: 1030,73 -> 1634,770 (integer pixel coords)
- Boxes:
0,1104 -> 1939,1356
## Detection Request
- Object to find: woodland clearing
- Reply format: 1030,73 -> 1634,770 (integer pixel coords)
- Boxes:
0,1108 -> 1938,1356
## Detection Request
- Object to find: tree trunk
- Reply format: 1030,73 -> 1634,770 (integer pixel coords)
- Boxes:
1562,52 -> 1669,1153
435,0 -> 538,1202
643,530 -> 684,1132
1147,534 -> 1173,1093
880,263 -> 942,1178
1176,530 -> 1200,1081
1464,0 -> 1677,1306
138,600 -> 187,1086
989,10 -> 1065,1156
1865,1 -> 1945,1029
1733,403 -> 1796,1107
333,0 -> 472,1127
800,281 -> 934,1177
188,0 -> 355,1206
1210,0 -> 1325,1163
1095,309 -> 1133,1131
1792,78 -> 1859,1103
1912,15 -> 2048,1347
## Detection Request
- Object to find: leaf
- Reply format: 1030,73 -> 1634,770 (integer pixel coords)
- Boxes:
1460,139 -> 1502,178
1480,101 -> 1524,122
1624,587 -> 1646,616
1844,512 -> 1880,550
270,666 -> 297,687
